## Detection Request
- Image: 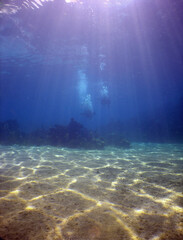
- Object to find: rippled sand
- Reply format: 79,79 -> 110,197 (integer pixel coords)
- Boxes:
0,143 -> 182,240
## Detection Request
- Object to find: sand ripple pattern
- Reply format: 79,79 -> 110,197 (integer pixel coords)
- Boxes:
0,143 -> 183,240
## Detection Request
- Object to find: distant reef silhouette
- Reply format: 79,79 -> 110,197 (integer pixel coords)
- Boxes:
0,119 -> 130,150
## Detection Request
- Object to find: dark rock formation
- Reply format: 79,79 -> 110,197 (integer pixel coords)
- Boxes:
0,118 -> 130,150
48,118 -> 104,149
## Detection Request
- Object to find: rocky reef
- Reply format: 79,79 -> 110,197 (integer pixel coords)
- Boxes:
0,119 -> 130,150
48,118 -> 105,149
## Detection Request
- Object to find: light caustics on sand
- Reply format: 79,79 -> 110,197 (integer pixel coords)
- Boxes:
0,144 -> 182,239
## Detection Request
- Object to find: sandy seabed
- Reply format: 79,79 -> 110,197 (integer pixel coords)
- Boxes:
0,143 -> 182,240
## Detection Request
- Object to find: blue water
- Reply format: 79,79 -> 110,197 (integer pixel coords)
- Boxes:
0,0 -> 183,143
0,1 -> 183,240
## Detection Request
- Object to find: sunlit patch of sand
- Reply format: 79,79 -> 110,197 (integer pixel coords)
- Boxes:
30,190 -> 96,218
0,143 -> 183,239
18,181 -> 58,200
0,210 -> 57,240
61,207 -> 136,240
0,198 -> 26,217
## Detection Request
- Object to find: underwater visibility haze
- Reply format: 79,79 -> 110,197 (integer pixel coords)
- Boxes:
0,0 -> 183,239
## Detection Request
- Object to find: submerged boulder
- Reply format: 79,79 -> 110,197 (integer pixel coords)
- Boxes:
48,118 -> 105,149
